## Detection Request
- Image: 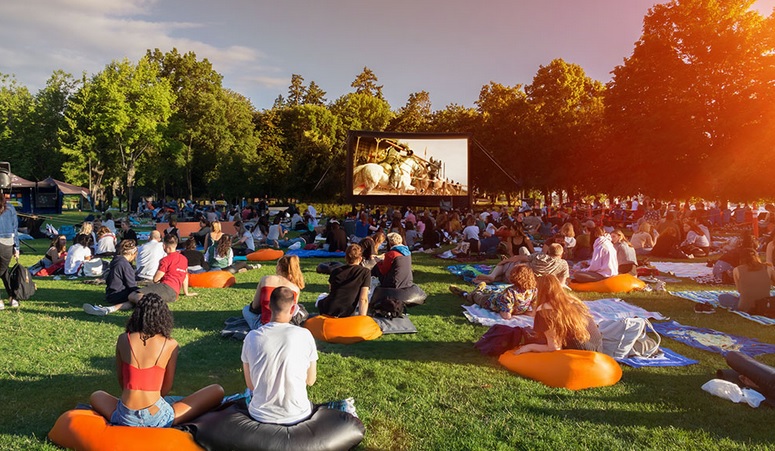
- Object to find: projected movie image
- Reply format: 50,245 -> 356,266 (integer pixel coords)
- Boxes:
351,134 -> 468,197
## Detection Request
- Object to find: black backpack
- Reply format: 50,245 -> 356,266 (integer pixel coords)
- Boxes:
10,259 -> 36,300
370,296 -> 405,319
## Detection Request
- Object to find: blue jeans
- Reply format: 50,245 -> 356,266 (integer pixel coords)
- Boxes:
110,397 -> 175,428
242,304 -> 263,330
718,293 -> 739,310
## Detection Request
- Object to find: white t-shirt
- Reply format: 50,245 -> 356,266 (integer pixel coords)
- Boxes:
462,225 -> 480,241
241,322 -> 318,425
135,240 -> 166,280
104,219 -> 116,234
267,224 -> 283,242
96,234 -> 116,255
242,230 -> 255,251
64,244 -> 92,275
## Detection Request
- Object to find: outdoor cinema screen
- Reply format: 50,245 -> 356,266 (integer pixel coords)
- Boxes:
347,131 -> 470,207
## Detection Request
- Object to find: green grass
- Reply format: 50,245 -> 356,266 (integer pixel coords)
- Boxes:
1,233 -> 775,450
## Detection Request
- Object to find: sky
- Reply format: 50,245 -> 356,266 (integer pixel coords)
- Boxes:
1,0 -> 774,111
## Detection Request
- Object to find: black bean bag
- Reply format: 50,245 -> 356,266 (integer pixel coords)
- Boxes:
316,261 -> 344,275
723,351 -> 775,400
371,283 -> 427,308
179,399 -> 364,451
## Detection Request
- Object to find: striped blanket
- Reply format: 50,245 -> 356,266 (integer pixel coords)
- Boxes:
652,320 -> 775,356
669,291 -> 775,326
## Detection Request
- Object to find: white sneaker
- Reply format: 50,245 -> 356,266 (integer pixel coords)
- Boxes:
0,300 -> 4,310
83,303 -> 110,316
9,299 -> 19,308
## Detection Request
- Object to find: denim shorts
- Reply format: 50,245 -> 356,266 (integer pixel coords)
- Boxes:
110,397 -> 175,428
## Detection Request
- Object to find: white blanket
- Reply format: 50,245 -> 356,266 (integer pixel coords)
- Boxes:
651,262 -> 713,279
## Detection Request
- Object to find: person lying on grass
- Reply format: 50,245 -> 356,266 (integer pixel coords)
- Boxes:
450,265 -> 537,320
512,274 -> 602,355
90,293 -> 224,427
473,243 -> 569,286
317,244 -> 371,317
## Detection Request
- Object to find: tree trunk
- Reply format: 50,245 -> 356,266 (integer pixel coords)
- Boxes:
126,163 -> 136,213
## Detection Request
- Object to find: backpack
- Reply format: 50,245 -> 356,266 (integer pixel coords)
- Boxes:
10,259 -> 36,300
370,296 -> 405,319
598,317 -> 661,359
752,296 -> 775,319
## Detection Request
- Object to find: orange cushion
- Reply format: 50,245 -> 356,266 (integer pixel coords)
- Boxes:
246,249 -> 284,261
188,271 -> 236,288
568,274 -> 646,293
48,409 -> 203,451
304,315 -> 382,344
498,350 -> 622,390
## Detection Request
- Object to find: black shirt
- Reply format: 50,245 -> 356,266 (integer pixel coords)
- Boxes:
327,228 -> 348,253
318,264 -> 371,317
181,249 -> 207,268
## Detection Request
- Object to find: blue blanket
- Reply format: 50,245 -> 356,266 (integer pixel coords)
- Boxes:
446,264 -> 510,289
669,291 -> 775,326
652,320 -> 775,357
618,347 -> 698,368
286,249 -> 345,259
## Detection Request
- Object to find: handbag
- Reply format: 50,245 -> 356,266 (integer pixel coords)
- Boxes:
598,317 -> 661,359
10,258 -> 37,300
81,258 -> 105,277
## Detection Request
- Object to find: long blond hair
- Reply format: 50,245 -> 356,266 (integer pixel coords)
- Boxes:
277,255 -> 305,289
534,275 -> 591,347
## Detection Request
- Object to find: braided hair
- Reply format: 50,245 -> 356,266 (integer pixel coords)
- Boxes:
125,293 -> 173,345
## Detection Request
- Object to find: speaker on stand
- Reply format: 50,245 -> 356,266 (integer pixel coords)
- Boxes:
0,162 -> 10,191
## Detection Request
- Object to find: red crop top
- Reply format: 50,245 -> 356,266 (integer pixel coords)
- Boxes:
259,285 -> 299,325
121,333 -> 167,391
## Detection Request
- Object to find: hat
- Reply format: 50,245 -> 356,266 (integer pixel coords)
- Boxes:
584,220 -> 596,229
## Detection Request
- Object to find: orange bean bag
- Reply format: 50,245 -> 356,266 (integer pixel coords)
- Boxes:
568,274 -> 646,293
188,271 -> 236,288
498,349 -> 622,390
246,249 -> 284,261
304,315 -> 382,344
48,409 -> 203,451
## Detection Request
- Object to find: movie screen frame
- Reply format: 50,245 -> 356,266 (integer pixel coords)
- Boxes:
346,130 -> 471,208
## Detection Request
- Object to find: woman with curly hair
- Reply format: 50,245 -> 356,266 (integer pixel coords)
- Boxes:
243,255 -> 306,329
450,265 -> 537,320
89,293 -> 224,427
512,274 -> 602,354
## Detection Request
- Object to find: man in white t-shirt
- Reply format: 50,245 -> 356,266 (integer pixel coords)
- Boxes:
241,286 -> 318,425
135,230 -> 166,281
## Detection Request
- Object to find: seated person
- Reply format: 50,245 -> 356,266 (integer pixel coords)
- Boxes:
191,218 -> 211,248
718,249 -> 775,313
33,234 -> 67,274
358,237 -> 381,270
649,227 -> 680,258
243,255 -> 305,329
317,244 -> 371,317
268,215 -> 306,249
325,220 -> 348,253
714,233 -> 756,283
512,274 -> 602,354
475,243 -> 569,286
136,231 -> 166,282
404,221 -> 420,250
83,240 -> 139,315
241,287 -> 318,425
163,217 -> 180,244
450,265 -> 537,320
119,219 -> 138,245
233,221 -> 255,256
610,229 -> 638,276
372,232 -> 413,289
84,235 -> 196,316
205,235 -> 246,274
181,238 -> 209,273
630,222 -> 656,254
573,227 -> 618,283
64,234 -> 93,276
95,226 -> 117,257
680,221 -> 710,257
89,293 -> 224,427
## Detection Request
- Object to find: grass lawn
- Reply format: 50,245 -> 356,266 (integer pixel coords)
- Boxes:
1,223 -> 774,450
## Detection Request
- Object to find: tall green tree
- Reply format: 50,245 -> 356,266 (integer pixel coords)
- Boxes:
350,67 -> 384,100
253,107 -> 291,197
387,90 -> 432,132
304,81 -> 327,106
606,0 -> 775,198
330,92 -> 392,134
287,74 -> 306,106
0,74 -> 34,177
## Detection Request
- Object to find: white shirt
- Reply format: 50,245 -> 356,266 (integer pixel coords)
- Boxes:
267,224 -> 283,242
462,225 -> 480,241
64,244 -> 92,275
104,219 -> 116,234
241,230 -> 255,251
587,235 -> 619,277
135,240 -> 166,280
96,234 -> 116,255
241,322 -> 318,425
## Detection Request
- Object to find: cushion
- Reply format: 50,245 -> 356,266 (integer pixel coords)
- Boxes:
304,315 -> 382,344
568,274 -> 646,293
372,316 -> 418,334
188,271 -> 236,288
498,350 -> 622,390
371,284 -> 427,307
247,249 -> 284,261
180,400 -> 364,451
48,409 -> 203,451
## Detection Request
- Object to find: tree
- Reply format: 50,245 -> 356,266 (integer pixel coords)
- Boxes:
350,67 -> 384,99
606,0 -> 775,198
287,74 -> 306,106
0,73 -> 34,177
253,107 -> 291,197
304,81 -> 327,106
387,90 -> 432,132
330,92 -> 393,135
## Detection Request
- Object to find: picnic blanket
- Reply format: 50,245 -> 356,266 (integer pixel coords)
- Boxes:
446,264 -> 510,290
650,262 -> 713,279
651,320 -> 775,357
669,291 -> 775,326
286,249 -> 345,259
220,314 -> 416,341
462,298 -> 667,328
618,347 -> 698,368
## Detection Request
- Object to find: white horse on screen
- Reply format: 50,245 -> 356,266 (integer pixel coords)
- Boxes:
353,158 -> 421,195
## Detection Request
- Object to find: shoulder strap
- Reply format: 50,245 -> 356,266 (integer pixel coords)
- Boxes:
154,338 -> 168,366
126,333 -> 140,365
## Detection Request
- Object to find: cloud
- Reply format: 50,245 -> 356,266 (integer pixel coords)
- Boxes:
0,0 -> 273,96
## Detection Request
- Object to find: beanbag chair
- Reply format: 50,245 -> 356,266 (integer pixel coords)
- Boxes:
304,315 -> 382,344
180,400 -> 364,451
725,351 -> 775,400
316,261 -> 344,275
568,274 -> 645,293
498,349 -> 622,390
371,284 -> 427,308
246,249 -> 284,261
48,409 -> 203,451
188,271 -> 236,288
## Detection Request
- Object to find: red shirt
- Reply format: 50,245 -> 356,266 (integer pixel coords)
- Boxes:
158,252 -> 188,296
